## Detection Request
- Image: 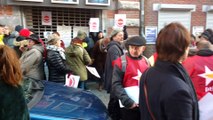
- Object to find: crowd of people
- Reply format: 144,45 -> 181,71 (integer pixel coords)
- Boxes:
0,22 -> 213,120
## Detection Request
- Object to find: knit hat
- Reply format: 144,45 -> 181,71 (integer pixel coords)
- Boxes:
125,36 -> 146,46
47,34 -> 60,43
15,25 -> 23,32
110,28 -> 123,38
200,29 -> 213,44
76,30 -> 86,40
19,29 -> 31,37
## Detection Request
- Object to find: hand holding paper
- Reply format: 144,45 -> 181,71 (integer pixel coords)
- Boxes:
119,86 -> 139,108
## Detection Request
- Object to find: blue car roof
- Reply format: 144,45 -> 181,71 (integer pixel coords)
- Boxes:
30,81 -> 109,120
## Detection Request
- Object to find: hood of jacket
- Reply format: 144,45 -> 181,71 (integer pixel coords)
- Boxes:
66,44 -> 83,57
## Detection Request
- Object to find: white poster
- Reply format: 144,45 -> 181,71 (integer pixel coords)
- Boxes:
119,86 -> 139,108
145,26 -> 158,44
43,31 -> 53,39
57,26 -> 72,47
89,18 -> 99,32
65,74 -> 80,88
86,66 -> 100,78
41,11 -> 52,26
114,14 -> 126,28
192,26 -> 204,37
73,26 -> 89,39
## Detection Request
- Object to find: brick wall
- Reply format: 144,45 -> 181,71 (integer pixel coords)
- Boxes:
0,6 -> 21,27
145,0 -> 213,31
104,0 -> 141,37
144,0 -> 213,57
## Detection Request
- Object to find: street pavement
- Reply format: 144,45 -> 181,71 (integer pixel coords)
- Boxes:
86,80 -> 109,107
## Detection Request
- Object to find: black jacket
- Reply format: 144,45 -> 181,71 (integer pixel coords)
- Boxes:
104,41 -> 124,93
46,50 -> 71,83
0,80 -> 30,120
139,60 -> 199,120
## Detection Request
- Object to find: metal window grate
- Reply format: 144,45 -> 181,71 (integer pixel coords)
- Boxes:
23,6 -> 98,40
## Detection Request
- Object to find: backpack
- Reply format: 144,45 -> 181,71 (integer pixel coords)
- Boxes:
121,54 -> 150,72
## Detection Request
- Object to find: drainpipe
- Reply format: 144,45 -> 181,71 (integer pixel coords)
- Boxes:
139,0 -> 145,37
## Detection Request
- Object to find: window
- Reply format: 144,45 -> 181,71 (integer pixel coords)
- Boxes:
15,0 -> 43,2
86,0 -> 110,6
51,0 -> 79,4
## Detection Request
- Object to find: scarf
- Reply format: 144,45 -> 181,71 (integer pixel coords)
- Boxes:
46,45 -> 66,60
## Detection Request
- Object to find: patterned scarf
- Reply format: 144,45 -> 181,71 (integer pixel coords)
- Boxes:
46,45 -> 66,60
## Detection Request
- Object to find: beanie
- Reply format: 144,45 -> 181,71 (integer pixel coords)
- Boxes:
19,29 -> 31,37
47,34 -> 60,43
110,28 -> 123,38
200,29 -> 213,44
15,25 -> 23,32
76,30 -> 87,40
125,36 -> 146,46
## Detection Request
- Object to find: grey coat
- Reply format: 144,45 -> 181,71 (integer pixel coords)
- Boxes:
20,44 -> 45,80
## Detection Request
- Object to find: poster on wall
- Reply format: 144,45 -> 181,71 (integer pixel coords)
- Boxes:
41,11 -> 52,26
86,0 -> 110,6
43,31 -> 53,39
73,26 -> 89,39
145,26 -> 158,44
89,18 -> 99,32
51,0 -> 79,4
192,26 -> 204,37
114,14 -> 126,28
57,26 -> 72,47
15,0 -> 43,2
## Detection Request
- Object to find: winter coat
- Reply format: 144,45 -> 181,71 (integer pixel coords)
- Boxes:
0,35 -> 4,45
104,41 -> 124,93
112,54 -> 149,108
0,80 -> 30,120
20,44 -> 45,80
3,31 -> 18,48
92,39 -> 108,76
46,47 -> 71,83
183,49 -> 213,120
139,60 -> 199,120
65,44 -> 91,81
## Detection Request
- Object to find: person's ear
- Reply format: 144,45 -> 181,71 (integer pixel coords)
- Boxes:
142,46 -> 146,51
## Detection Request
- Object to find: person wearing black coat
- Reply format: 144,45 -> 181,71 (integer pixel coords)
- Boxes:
46,34 -> 71,83
123,25 -> 128,40
139,23 -> 199,120
104,28 -> 124,120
